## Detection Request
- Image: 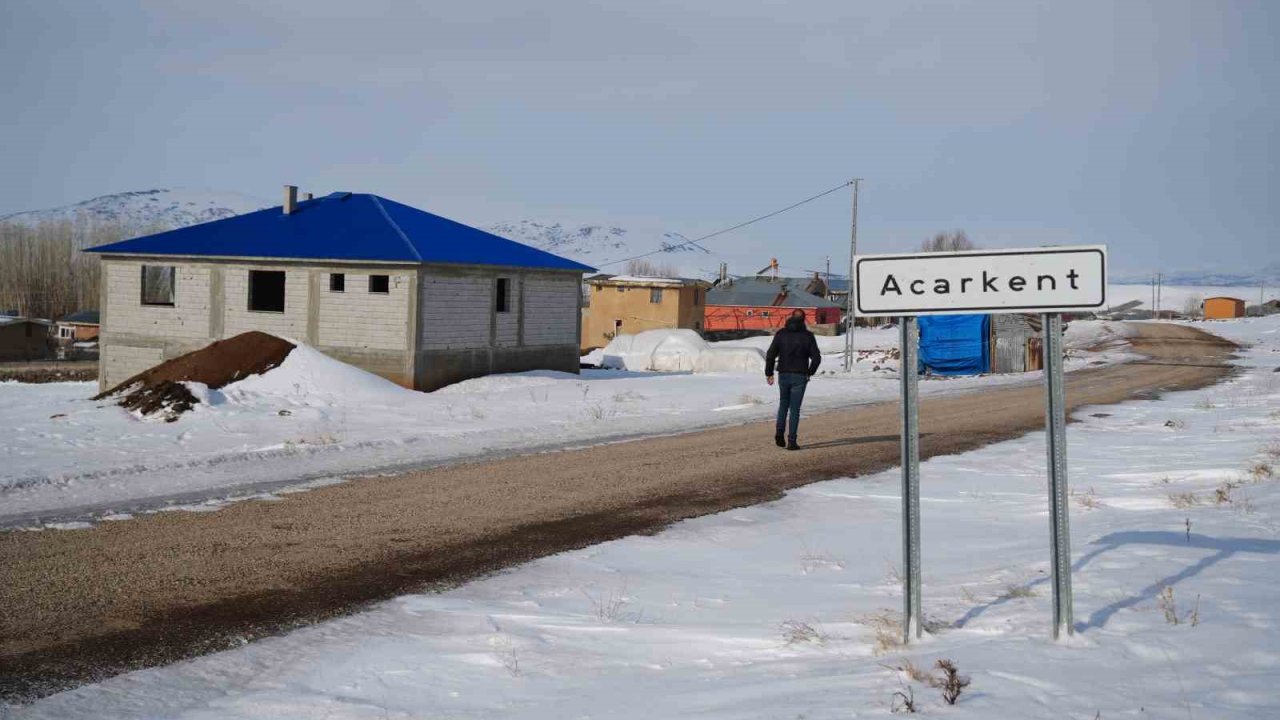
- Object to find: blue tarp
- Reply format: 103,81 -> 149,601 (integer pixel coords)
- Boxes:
918,314 -> 989,376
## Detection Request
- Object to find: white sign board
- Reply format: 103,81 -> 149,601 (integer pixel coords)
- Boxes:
853,245 -> 1107,317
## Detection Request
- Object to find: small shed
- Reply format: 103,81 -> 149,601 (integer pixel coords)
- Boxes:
990,314 -> 1044,373
1203,296 -> 1245,320
0,317 -> 53,362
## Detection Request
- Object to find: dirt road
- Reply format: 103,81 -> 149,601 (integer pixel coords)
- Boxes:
0,323 -> 1237,700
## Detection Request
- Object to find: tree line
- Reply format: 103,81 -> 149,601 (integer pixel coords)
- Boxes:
0,218 -> 137,321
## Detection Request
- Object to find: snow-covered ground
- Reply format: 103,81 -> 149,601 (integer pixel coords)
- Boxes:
1105,284 -> 1277,314
0,324 -> 1130,526
9,319 -> 1278,718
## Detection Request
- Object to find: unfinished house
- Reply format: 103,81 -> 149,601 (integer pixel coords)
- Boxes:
86,187 -> 594,392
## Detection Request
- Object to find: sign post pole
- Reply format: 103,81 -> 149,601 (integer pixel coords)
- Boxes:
1042,312 -> 1074,638
852,246 -> 1103,643
899,315 -> 923,643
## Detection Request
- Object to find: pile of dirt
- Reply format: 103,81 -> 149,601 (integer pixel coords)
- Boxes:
94,332 -> 295,421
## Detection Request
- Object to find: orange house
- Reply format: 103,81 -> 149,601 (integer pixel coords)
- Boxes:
1203,296 -> 1245,320
704,277 -> 842,332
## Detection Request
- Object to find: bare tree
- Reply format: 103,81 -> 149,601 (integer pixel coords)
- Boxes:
625,258 -> 681,278
1183,294 -> 1204,319
0,216 -> 138,320
919,230 -> 975,253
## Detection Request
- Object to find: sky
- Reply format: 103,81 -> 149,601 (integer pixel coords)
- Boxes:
2,0 -> 1277,278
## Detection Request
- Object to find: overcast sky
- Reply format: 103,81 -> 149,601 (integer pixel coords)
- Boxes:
2,0 -> 1276,277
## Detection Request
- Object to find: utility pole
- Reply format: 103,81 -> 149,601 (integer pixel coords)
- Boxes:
843,179 -> 862,372
1156,273 -> 1162,318
825,256 -> 831,297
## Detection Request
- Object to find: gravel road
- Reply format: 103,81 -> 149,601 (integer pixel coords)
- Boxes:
0,323 -> 1237,700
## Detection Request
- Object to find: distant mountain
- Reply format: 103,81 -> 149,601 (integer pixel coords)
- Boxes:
484,220 -> 720,276
1111,262 -> 1280,288
0,188 -> 270,231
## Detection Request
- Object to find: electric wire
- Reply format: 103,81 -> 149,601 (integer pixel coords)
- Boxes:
596,180 -> 855,269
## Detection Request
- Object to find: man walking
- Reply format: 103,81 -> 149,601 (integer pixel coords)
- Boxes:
765,310 -> 822,450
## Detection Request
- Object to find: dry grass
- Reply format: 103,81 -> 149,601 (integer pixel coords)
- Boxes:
1000,584 -> 1038,599
799,549 -> 845,574
583,402 -> 619,420
582,582 -> 636,623
884,658 -> 935,686
884,561 -> 904,586
1157,585 -> 1200,626
1167,492 -> 1200,509
779,620 -> 828,645
1247,461 -> 1274,482
860,611 -> 904,655
935,659 -> 971,705
1072,487 -> 1105,510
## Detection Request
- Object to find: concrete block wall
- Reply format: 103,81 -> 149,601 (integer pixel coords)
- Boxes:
318,271 -> 412,351
101,344 -> 164,389
420,270 -> 494,350
416,267 -> 582,391
99,257 -> 418,391
523,274 -> 579,346
103,261 -> 211,341
222,266 -> 309,339
98,256 -> 582,394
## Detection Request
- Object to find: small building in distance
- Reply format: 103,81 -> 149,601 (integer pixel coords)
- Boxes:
54,310 -> 101,359
705,277 -> 842,334
85,187 -> 593,392
0,316 -> 53,362
1203,296 -> 1246,320
581,274 -> 711,350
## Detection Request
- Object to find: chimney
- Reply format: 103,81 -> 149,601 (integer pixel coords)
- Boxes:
283,185 -> 297,215
303,192 -> 313,201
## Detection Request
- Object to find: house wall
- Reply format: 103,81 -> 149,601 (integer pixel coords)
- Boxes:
97,257 -> 419,391
704,305 -> 839,333
581,284 -> 705,350
1204,297 -> 1245,320
416,266 -> 582,391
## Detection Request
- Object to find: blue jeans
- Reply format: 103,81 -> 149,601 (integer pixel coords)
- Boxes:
775,372 -> 809,440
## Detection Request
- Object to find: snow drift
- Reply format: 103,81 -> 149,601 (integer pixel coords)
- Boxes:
602,329 -> 764,374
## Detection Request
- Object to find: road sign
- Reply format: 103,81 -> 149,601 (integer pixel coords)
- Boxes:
853,246 -> 1107,317
860,244 -> 1105,642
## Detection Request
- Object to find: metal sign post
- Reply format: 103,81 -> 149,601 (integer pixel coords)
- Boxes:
1043,312 -> 1074,638
899,316 -> 923,642
851,245 -> 1107,643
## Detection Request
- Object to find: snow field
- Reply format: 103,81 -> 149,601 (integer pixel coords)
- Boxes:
10,315 -> 1280,718
2,324 -> 1120,525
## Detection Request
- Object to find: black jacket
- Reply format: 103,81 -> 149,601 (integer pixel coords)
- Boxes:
765,317 -> 822,376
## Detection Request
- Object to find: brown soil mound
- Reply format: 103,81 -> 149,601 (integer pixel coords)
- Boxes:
94,332 -> 295,420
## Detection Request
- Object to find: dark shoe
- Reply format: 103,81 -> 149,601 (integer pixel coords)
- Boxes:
775,433 -> 786,448
787,439 -> 799,451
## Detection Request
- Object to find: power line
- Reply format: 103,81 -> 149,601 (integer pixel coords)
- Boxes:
597,180 -> 855,269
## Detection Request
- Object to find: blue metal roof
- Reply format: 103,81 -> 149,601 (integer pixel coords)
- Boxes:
85,193 -> 594,272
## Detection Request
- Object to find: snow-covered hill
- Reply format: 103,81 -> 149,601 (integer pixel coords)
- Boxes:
1111,262 -> 1280,288
484,220 -> 723,277
0,188 -> 270,230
